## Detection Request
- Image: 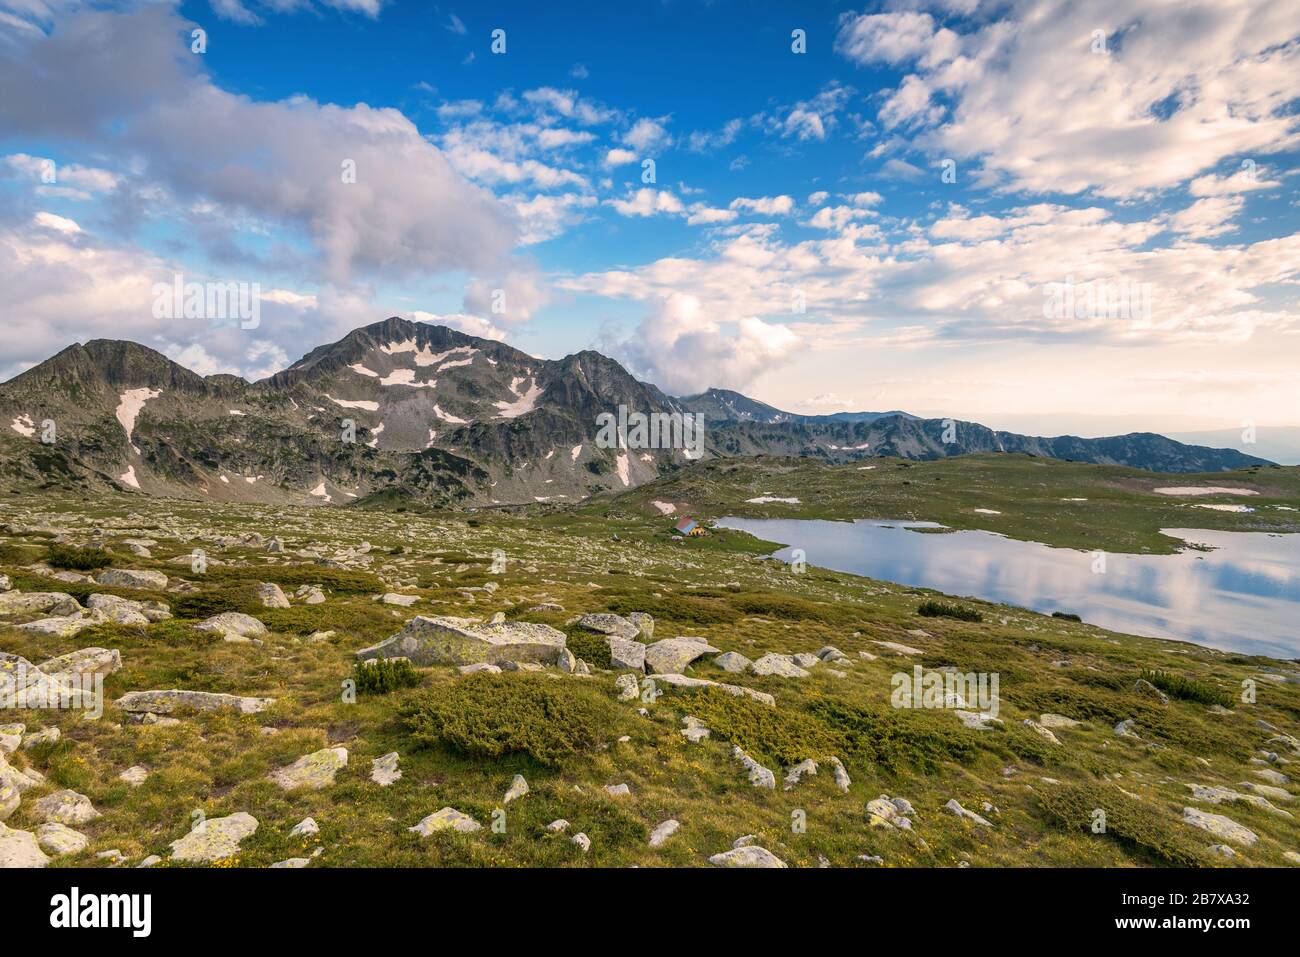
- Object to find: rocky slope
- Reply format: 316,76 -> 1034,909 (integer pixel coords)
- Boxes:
0,317 -> 1273,508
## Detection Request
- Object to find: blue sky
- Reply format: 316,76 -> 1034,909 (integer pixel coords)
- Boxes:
1,0 -> 1298,434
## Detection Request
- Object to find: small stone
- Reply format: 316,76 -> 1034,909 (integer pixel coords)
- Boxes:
169,812 -> 259,862
713,651 -> 752,673
604,783 -> 631,798
371,751 -> 401,786
615,673 -> 640,700
118,765 -> 149,787
256,582 -> 291,608
750,653 -> 810,678
680,716 -> 711,743
784,758 -> 818,789
196,612 -> 268,641
709,846 -> 787,868
829,756 -> 851,792
546,819 -> 570,833
36,822 -> 88,856
22,727 -> 60,749
269,747 -> 348,791
33,789 -> 100,826
732,746 -> 776,789
571,832 -> 591,853
290,817 -> 320,837
649,819 -> 680,848
945,799 -> 992,827
503,774 -> 529,803
409,807 -> 481,835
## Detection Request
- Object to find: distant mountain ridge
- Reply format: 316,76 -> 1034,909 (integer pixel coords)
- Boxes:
0,317 -> 1276,508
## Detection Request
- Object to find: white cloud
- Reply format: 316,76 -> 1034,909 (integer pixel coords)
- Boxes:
730,195 -> 795,216
603,148 -> 637,167
838,0 -> 1300,199
607,188 -> 684,218
617,293 -> 803,395
622,116 -> 672,152
1169,196 -> 1245,239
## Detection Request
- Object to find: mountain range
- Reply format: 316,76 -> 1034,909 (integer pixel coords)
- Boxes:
0,317 -> 1275,508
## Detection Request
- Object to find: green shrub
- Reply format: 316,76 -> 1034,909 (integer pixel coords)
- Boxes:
1051,611 -> 1082,622
1138,669 -> 1233,709
170,583 -> 259,619
917,600 -> 983,622
729,593 -> 835,621
563,630 -> 613,669
45,543 -> 111,571
403,672 -> 622,767
354,658 -> 422,695
806,697 -> 983,774
1037,783 -> 1205,866
678,688 -> 840,768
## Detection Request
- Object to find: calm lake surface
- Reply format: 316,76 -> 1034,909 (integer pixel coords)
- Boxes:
715,517 -> 1300,659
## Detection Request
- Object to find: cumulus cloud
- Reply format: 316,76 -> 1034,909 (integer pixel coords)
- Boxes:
622,116 -> 672,152
0,5 -> 519,285
730,195 -> 795,216
607,188 -> 684,218
835,0 -> 1300,200
617,293 -> 803,395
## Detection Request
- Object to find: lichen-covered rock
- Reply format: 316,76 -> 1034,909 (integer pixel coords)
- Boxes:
409,807 -> 481,835
643,638 -> 720,674
257,582 -> 291,608
169,812 -> 259,863
652,672 -> 775,707
196,612 -> 268,641
95,568 -> 168,591
357,615 -> 567,667
0,783 -> 18,821
615,672 -> 640,700
115,689 -> 275,715
0,822 -> 49,868
750,653 -> 811,678
628,612 -> 654,639
269,747 -> 348,791
709,845 -> 787,868
713,651 -> 753,673
371,752 -> 401,786
86,593 -> 170,623
15,613 -> 107,638
607,636 -> 646,671
1182,807 -> 1258,845
0,591 -> 79,616
36,822 -> 88,856
33,789 -> 101,826
39,647 -> 122,681
577,613 -> 640,639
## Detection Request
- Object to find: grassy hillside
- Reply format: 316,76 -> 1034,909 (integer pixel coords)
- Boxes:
0,459 -> 1297,869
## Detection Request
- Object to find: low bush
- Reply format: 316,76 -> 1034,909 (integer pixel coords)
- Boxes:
1138,669 -> 1233,709
563,629 -> 613,669
354,658 -> 421,695
917,600 -> 983,622
1052,611 -> 1082,622
1037,783 -> 1205,866
403,672 -> 622,767
45,543 -> 111,571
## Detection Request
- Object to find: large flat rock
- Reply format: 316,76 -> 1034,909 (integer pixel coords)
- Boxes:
356,615 -> 567,667
115,689 -> 275,715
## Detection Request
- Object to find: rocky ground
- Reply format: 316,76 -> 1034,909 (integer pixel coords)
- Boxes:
1,481 -> 1298,868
